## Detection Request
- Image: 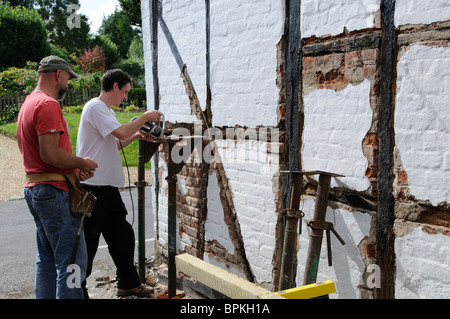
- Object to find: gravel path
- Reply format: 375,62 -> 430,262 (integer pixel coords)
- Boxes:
0,135 -> 25,201
0,134 -> 152,202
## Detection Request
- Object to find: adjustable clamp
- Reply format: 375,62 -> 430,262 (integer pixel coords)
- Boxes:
280,208 -> 305,234
307,220 -> 345,266
281,208 -> 304,219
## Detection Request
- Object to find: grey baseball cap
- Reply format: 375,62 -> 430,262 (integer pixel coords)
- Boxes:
37,55 -> 79,79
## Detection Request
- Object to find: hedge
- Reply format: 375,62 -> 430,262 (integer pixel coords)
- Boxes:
0,2 -> 50,69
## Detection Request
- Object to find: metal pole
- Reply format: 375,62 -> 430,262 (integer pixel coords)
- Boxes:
278,172 -> 303,290
167,143 -> 177,298
138,140 -> 146,283
303,173 -> 332,285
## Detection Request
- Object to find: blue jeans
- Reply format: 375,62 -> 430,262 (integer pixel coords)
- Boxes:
25,184 -> 87,299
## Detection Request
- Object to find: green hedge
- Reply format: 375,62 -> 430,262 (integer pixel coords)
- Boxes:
0,2 -> 50,69
127,88 -> 146,108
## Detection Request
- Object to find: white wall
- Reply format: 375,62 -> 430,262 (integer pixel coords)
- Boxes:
392,0 -> 450,299
394,44 -> 450,299
301,0 -> 380,38
395,44 -> 450,206
142,0 -> 204,123
142,0 -> 284,127
211,139 -> 279,283
395,225 -> 450,298
209,0 -> 284,127
303,80 -> 373,191
395,0 -> 450,26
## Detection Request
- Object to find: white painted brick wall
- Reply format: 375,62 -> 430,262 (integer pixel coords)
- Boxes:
395,225 -> 450,298
142,0 -> 283,127
301,0 -> 380,38
303,80 -> 373,191
142,0 -> 205,123
209,0 -> 284,127
206,139 -> 279,283
205,172 -> 235,254
155,138 -> 280,284
395,0 -> 450,26
395,44 -> 450,205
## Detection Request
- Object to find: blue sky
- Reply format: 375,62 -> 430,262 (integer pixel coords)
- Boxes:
78,0 -> 119,34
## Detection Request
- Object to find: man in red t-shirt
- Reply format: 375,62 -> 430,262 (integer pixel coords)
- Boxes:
17,56 -> 98,299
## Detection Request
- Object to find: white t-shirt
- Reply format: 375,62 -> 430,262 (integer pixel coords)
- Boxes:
77,98 -> 124,187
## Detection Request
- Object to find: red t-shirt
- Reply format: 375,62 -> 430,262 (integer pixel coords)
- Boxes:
17,91 -> 76,191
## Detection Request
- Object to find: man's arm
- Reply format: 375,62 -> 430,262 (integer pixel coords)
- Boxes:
111,110 -> 162,141
39,132 -> 98,173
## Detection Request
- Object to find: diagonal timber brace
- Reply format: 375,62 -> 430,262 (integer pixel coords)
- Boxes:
158,11 -> 255,282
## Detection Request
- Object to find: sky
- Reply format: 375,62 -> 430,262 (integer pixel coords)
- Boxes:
78,0 -> 120,34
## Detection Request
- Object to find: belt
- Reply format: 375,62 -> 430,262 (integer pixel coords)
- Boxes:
26,173 -> 67,183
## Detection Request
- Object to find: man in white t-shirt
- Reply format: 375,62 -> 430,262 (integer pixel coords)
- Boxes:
77,69 -> 162,298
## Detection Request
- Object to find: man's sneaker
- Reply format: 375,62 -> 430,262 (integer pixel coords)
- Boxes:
117,284 -> 154,297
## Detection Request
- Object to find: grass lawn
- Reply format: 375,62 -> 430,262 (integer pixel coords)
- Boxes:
0,111 -> 149,168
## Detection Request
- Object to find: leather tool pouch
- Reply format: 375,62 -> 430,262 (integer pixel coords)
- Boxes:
64,174 -> 96,218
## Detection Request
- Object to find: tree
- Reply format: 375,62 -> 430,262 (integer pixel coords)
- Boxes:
118,0 -> 141,28
98,9 -> 139,59
112,36 -> 144,88
127,36 -> 144,61
89,34 -> 120,69
0,2 -> 50,68
36,0 -> 90,56
4,0 -> 34,8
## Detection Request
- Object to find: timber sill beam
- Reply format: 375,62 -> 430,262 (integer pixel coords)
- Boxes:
176,254 -> 284,299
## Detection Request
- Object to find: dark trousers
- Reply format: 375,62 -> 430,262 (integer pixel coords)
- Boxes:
81,185 -> 139,298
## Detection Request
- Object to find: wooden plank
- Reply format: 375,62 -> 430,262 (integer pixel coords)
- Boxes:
175,254 -> 284,299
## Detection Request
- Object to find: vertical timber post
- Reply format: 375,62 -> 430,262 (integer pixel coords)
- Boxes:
284,0 -> 302,176
376,0 -> 396,299
167,143 -> 177,299
279,0 -> 302,289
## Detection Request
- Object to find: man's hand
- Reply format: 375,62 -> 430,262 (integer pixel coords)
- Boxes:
76,169 -> 94,182
80,157 -> 98,174
135,131 -> 154,141
143,110 -> 163,123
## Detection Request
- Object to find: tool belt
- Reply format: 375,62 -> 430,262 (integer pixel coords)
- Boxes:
26,173 -> 96,218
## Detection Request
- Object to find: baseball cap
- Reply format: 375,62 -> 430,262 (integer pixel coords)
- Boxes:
37,55 -> 79,79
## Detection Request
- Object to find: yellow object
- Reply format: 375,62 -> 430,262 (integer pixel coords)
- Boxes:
276,281 -> 336,299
